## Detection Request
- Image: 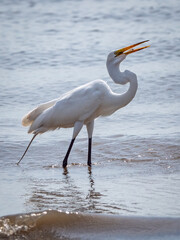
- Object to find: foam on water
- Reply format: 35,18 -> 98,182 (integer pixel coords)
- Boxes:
0,210 -> 180,240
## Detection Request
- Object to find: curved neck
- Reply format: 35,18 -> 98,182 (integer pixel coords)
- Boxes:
106,61 -> 138,109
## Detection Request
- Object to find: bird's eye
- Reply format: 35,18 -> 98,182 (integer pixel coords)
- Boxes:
114,51 -> 123,57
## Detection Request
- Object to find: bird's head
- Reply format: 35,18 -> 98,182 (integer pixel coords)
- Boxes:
107,40 -> 150,65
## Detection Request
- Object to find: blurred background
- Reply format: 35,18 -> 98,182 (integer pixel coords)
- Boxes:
0,0 -> 180,219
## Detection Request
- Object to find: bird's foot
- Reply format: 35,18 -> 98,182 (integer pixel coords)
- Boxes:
62,161 -> 67,169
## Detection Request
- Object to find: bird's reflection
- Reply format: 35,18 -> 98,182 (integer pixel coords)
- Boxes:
86,167 -> 103,212
86,167 -> 95,198
27,165 -> 102,213
62,165 -> 102,212
63,167 -> 69,176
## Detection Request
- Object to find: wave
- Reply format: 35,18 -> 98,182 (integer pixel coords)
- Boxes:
0,210 -> 180,240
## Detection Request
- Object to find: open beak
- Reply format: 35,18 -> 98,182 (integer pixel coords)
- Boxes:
114,40 -> 150,57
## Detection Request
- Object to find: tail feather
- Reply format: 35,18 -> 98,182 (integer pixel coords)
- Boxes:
22,99 -> 57,127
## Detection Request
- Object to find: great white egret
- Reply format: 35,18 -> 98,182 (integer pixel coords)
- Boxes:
17,40 -> 150,168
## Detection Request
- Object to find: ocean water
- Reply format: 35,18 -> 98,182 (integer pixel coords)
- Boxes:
0,0 -> 180,239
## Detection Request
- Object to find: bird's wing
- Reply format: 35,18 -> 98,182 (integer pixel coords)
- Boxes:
51,80 -> 106,125
28,80 -> 107,133
22,98 -> 58,126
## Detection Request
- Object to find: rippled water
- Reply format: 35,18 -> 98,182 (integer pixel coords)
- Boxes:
0,0 -> 180,239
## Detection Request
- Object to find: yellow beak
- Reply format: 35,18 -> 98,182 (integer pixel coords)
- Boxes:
114,40 -> 150,57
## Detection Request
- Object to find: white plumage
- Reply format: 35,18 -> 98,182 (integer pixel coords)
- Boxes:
24,80 -> 111,134
18,40 -> 150,167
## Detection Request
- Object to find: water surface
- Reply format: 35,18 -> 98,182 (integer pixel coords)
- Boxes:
0,0 -> 180,239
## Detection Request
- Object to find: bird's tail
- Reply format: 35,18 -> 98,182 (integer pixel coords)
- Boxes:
22,99 -> 58,127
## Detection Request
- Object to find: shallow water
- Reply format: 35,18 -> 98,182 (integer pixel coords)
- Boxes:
1,210 -> 180,240
0,0 -> 180,239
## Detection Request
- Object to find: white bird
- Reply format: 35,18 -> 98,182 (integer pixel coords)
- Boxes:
17,40 -> 150,168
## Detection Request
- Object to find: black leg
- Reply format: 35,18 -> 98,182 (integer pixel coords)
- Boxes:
17,134 -> 37,165
62,138 -> 75,168
87,138 -> 92,167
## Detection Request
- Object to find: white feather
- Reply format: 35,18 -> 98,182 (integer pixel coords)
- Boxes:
28,80 -> 109,133
19,40 -> 149,166
22,99 -> 58,126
